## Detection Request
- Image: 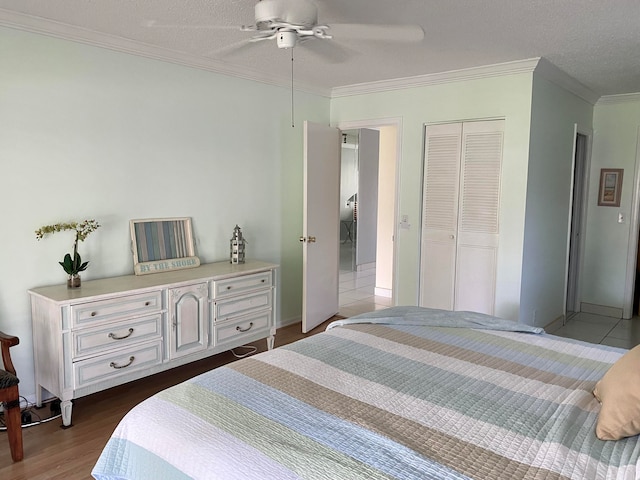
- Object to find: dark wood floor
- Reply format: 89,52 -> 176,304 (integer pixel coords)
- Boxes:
0,319 -> 336,479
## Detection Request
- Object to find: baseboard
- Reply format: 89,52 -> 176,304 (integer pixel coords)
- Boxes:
374,287 -> 392,298
580,302 -> 623,319
544,315 -> 565,334
357,262 -> 376,272
277,316 -> 301,329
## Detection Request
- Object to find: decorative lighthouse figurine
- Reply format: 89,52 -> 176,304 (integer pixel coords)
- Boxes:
230,224 -> 246,264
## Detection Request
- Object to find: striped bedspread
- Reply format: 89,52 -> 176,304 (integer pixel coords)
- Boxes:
92,309 -> 640,479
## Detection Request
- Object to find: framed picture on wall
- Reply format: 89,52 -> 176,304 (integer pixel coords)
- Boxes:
130,217 -> 200,275
598,168 -> 624,207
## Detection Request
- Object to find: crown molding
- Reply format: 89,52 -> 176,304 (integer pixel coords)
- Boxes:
0,8 -> 332,98
0,8 -> 612,105
331,57 -> 603,105
533,57 -> 600,105
596,92 -> 640,106
330,58 -> 541,98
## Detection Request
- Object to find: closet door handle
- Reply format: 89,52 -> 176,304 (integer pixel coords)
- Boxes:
449,235 -> 455,239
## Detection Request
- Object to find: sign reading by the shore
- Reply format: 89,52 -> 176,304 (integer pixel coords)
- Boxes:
130,217 -> 200,276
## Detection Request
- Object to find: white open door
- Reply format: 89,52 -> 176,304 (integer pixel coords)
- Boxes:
302,121 -> 341,333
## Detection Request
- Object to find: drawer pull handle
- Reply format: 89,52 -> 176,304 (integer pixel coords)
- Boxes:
108,328 -> 134,340
261,279 -> 265,283
110,356 -> 135,369
144,301 -> 151,306
226,286 -> 232,290
91,312 -> 98,317
236,322 -> 254,333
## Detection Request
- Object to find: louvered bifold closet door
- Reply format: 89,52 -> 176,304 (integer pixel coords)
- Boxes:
454,120 -> 504,315
420,120 -> 504,315
419,123 -> 462,310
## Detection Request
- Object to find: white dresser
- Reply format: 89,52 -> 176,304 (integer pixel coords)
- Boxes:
28,260 -> 277,427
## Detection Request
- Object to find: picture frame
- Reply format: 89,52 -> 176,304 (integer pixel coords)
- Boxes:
130,217 -> 200,275
597,168 -> 624,207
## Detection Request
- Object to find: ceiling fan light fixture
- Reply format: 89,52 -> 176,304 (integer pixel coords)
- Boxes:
277,30 -> 297,49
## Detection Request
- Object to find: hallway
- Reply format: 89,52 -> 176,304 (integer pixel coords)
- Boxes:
551,312 -> 640,349
338,240 -> 640,349
338,266 -> 392,317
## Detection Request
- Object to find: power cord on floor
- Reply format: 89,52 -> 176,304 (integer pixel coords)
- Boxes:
0,397 -> 62,431
231,345 -> 258,358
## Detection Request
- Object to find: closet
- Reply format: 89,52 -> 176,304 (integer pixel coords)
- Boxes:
419,120 -> 504,315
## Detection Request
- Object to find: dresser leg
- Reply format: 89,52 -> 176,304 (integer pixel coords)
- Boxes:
35,385 -> 43,408
267,335 -> 275,350
60,399 -> 73,428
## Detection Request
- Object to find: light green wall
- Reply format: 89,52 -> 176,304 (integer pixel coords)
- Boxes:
331,74 -> 534,321
0,26 -> 329,399
582,99 -> 640,309
6,24 -> 636,404
521,76 -> 594,326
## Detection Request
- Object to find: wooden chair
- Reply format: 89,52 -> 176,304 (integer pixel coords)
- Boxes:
0,331 -> 22,462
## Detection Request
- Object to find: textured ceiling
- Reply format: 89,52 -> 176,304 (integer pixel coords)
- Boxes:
0,0 -> 639,98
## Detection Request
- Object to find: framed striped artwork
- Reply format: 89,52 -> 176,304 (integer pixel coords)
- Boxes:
130,217 -> 200,275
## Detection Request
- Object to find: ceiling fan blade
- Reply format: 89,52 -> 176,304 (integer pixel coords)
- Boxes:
327,23 -> 424,43
299,38 -> 353,64
206,37 -> 256,58
142,20 -> 243,30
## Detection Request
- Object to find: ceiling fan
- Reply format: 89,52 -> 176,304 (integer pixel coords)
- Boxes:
145,0 -> 425,60
145,0 -> 424,126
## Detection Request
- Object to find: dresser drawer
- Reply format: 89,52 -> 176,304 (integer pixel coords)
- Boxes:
212,271 -> 272,299
73,341 -> 163,388
71,291 -> 162,327
214,290 -> 272,321
213,311 -> 271,346
72,314 -> 163,359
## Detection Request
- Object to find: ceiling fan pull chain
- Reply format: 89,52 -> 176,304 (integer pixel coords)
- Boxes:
291,47 -> 295,128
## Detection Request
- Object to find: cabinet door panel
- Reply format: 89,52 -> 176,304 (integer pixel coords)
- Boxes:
169,283 -> 207,358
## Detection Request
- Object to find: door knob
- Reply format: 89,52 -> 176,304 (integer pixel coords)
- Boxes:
308,236 -> 316,243
299,236 -> 306,242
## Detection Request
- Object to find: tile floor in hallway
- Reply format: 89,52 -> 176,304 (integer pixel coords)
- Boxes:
551,312 -> 640,349
338,239 -> 640,349
338,255 -> 640,349
338,266 -> 393,317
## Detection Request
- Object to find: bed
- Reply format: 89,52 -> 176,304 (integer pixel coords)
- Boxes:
92,307 -> 640,479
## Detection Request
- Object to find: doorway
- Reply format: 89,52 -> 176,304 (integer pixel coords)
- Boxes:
340,129 -> 380,273
566,131 -> 590,320
337,120 -> 400,317
624,126 -> 640,319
